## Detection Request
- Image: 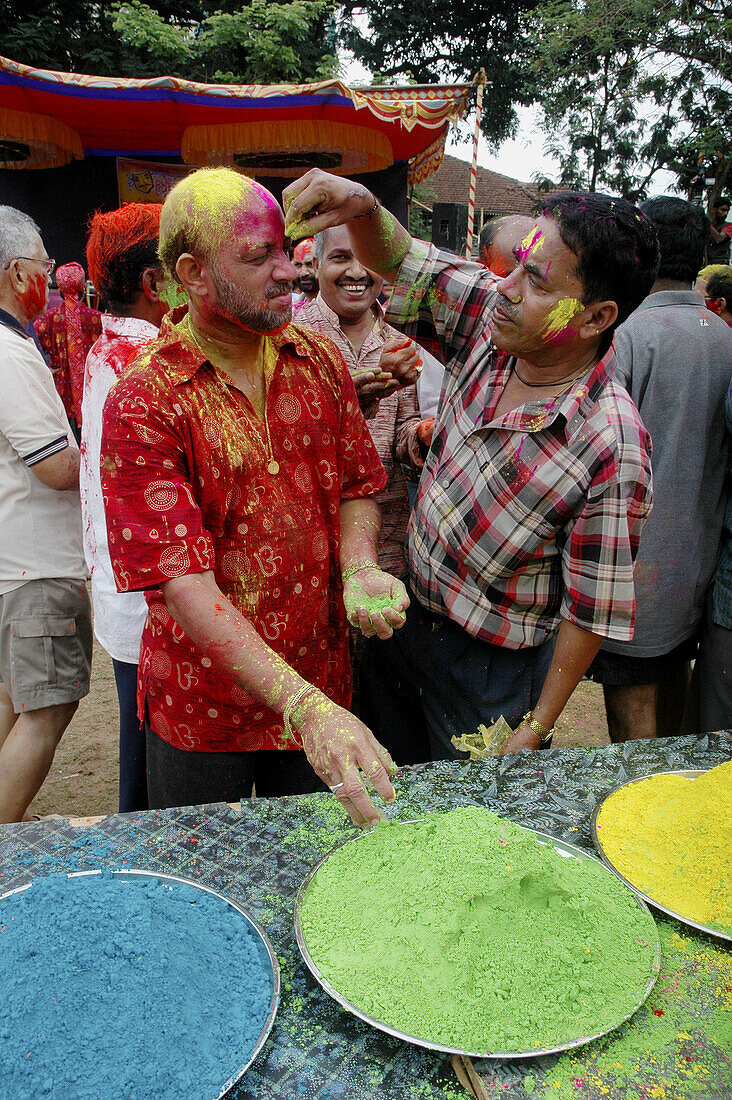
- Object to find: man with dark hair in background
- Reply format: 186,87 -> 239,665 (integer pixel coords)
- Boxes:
709,197 -> 732,264
80,203 -> 168,812
283,173 -> 659,760
291,237 -> 319,316
589,196 -> 732,741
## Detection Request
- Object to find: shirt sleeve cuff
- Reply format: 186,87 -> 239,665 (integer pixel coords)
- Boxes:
23,435 -> 69,467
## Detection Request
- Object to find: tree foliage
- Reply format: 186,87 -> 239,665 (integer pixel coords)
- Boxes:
338,0 -> 544,147
0,0 -> 338,85
529,0 -> 731,202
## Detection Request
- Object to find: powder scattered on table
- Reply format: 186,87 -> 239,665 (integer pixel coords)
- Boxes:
0,871 -> 275,1099
299,807 -> 658,1053
595,759 -> 732,936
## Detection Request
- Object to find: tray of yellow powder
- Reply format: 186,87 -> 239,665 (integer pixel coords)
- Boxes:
294,807 -> 660,1058
591,761 -> 732,942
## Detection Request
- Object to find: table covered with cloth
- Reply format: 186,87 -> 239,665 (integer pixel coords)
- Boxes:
1,734 -> 730,1100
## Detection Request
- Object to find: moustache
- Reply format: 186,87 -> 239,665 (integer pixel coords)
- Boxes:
266,281 -> 293,299
495,295 -> 518,321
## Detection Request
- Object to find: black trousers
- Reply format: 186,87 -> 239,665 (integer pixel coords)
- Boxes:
145,722 -> 327,809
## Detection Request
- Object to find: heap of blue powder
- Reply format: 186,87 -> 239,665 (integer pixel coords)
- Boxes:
0,871 -> 275,1098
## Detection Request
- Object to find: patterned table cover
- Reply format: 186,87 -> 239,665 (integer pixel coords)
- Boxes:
1,734 -> 730,1100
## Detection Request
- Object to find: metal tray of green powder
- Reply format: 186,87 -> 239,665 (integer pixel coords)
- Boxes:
0,868 -> 280,1098
591,769 -> 732,943
294,816 -> 660,1059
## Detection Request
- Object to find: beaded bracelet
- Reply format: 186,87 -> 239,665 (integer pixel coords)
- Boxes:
341,560 -> 379,584
283,684 -> 319,747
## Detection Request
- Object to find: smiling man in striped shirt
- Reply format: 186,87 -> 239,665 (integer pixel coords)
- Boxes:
283,174 -> 660,761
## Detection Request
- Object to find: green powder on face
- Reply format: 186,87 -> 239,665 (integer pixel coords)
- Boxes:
299,808 -> 658,1054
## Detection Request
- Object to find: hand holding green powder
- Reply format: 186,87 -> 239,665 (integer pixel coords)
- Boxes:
342,567 -> 409,640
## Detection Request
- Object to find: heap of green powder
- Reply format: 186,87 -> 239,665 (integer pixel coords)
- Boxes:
299,808 -> 658,1053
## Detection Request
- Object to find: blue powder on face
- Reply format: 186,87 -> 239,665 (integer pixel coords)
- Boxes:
0,871 -> 275,1099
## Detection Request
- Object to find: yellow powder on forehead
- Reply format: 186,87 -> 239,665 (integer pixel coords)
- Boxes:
541,296 -> 585,341
595,759 -> 732,935
160,167 -> 266,264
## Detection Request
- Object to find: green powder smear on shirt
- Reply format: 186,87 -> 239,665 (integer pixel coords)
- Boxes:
299,808 -> 658,1053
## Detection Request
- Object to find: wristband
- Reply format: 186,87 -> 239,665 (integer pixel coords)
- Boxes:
342,560 -> 379,584
283,684 -> 319,747
523,710 -> 554,746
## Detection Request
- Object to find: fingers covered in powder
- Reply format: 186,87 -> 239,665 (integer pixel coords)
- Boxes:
292,692 -> 396,827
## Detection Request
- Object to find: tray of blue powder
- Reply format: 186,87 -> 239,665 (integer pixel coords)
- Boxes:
0,868 -> 279,1099
295,808 -> 661,1058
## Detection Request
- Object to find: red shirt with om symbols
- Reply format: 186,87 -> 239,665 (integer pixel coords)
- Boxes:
100,312 -> 386,752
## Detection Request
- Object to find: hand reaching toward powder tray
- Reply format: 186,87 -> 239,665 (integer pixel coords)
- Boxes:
343,567 -> 410,639
289,691 -> 396,827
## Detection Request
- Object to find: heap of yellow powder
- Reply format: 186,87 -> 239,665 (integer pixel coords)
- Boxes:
595,759 -> 732,935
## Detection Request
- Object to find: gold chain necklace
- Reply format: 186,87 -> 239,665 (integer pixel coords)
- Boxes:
185,315 -> 280,475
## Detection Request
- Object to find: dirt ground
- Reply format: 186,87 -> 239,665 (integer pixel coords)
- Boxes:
28,647 -> 611,819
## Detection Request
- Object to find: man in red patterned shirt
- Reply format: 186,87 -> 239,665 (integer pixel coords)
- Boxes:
101,168 -> 407,826
283,172 -> 659,761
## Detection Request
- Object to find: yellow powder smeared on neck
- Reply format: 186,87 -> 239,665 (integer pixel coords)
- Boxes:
541,296 -> 585,341
595,759 -> 732,934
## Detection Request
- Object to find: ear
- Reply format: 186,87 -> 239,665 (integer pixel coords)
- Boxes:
141,267 -> 163,303
312,255 -> 319,273
175,252 -> 213,300
577,300 -> 618,341
705,297 -> 724,317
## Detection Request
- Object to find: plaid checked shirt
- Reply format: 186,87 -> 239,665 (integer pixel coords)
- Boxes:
386,241 -> 653,649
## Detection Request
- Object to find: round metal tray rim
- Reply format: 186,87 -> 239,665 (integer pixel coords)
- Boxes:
0,867 -> 280,1099
294,818 -> 661,1060
590,767 -> 731,944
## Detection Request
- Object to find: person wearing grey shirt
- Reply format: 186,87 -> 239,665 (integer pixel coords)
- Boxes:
589,196 -> 732,740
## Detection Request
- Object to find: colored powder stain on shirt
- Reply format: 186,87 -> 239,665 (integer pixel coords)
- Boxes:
299,808 -> 658,1053
595,760 -> 732,935
0,871 -> 274,1099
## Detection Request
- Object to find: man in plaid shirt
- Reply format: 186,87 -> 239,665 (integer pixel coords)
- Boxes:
283,173 -> 659,759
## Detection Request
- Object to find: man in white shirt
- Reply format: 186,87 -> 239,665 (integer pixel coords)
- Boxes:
81,203 -> 168,812
0,206 -> 92,823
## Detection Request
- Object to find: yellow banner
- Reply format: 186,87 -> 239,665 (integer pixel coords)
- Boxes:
117,158 -> 197,204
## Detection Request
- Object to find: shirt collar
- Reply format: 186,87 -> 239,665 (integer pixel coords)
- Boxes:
156,308 -> 313,385
494,340 -> 615,436
101,314 -> 160,341
0,306 -> 31,339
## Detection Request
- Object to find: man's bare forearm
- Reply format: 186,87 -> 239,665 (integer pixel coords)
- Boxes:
346,201 -> 413,280
161,571 -> 306,715
339,498 -> 382,574
532,619 -> 603,730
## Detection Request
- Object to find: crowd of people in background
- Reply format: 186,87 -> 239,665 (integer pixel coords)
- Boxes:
0,174 -> 730,825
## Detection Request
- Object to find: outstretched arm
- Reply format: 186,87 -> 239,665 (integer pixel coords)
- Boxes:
282,170 -> 413,279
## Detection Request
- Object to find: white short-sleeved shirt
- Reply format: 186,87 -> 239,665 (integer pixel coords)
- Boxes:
0,317 -> 86,594
80,315 -> 156,664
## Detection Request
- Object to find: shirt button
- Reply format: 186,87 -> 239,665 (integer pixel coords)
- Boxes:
442,479 -> 451,489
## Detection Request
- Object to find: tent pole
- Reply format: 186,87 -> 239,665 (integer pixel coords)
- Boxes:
465,69 -> 488,260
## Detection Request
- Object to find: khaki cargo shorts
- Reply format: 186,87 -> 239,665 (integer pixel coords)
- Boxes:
0,578 -> 92,713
